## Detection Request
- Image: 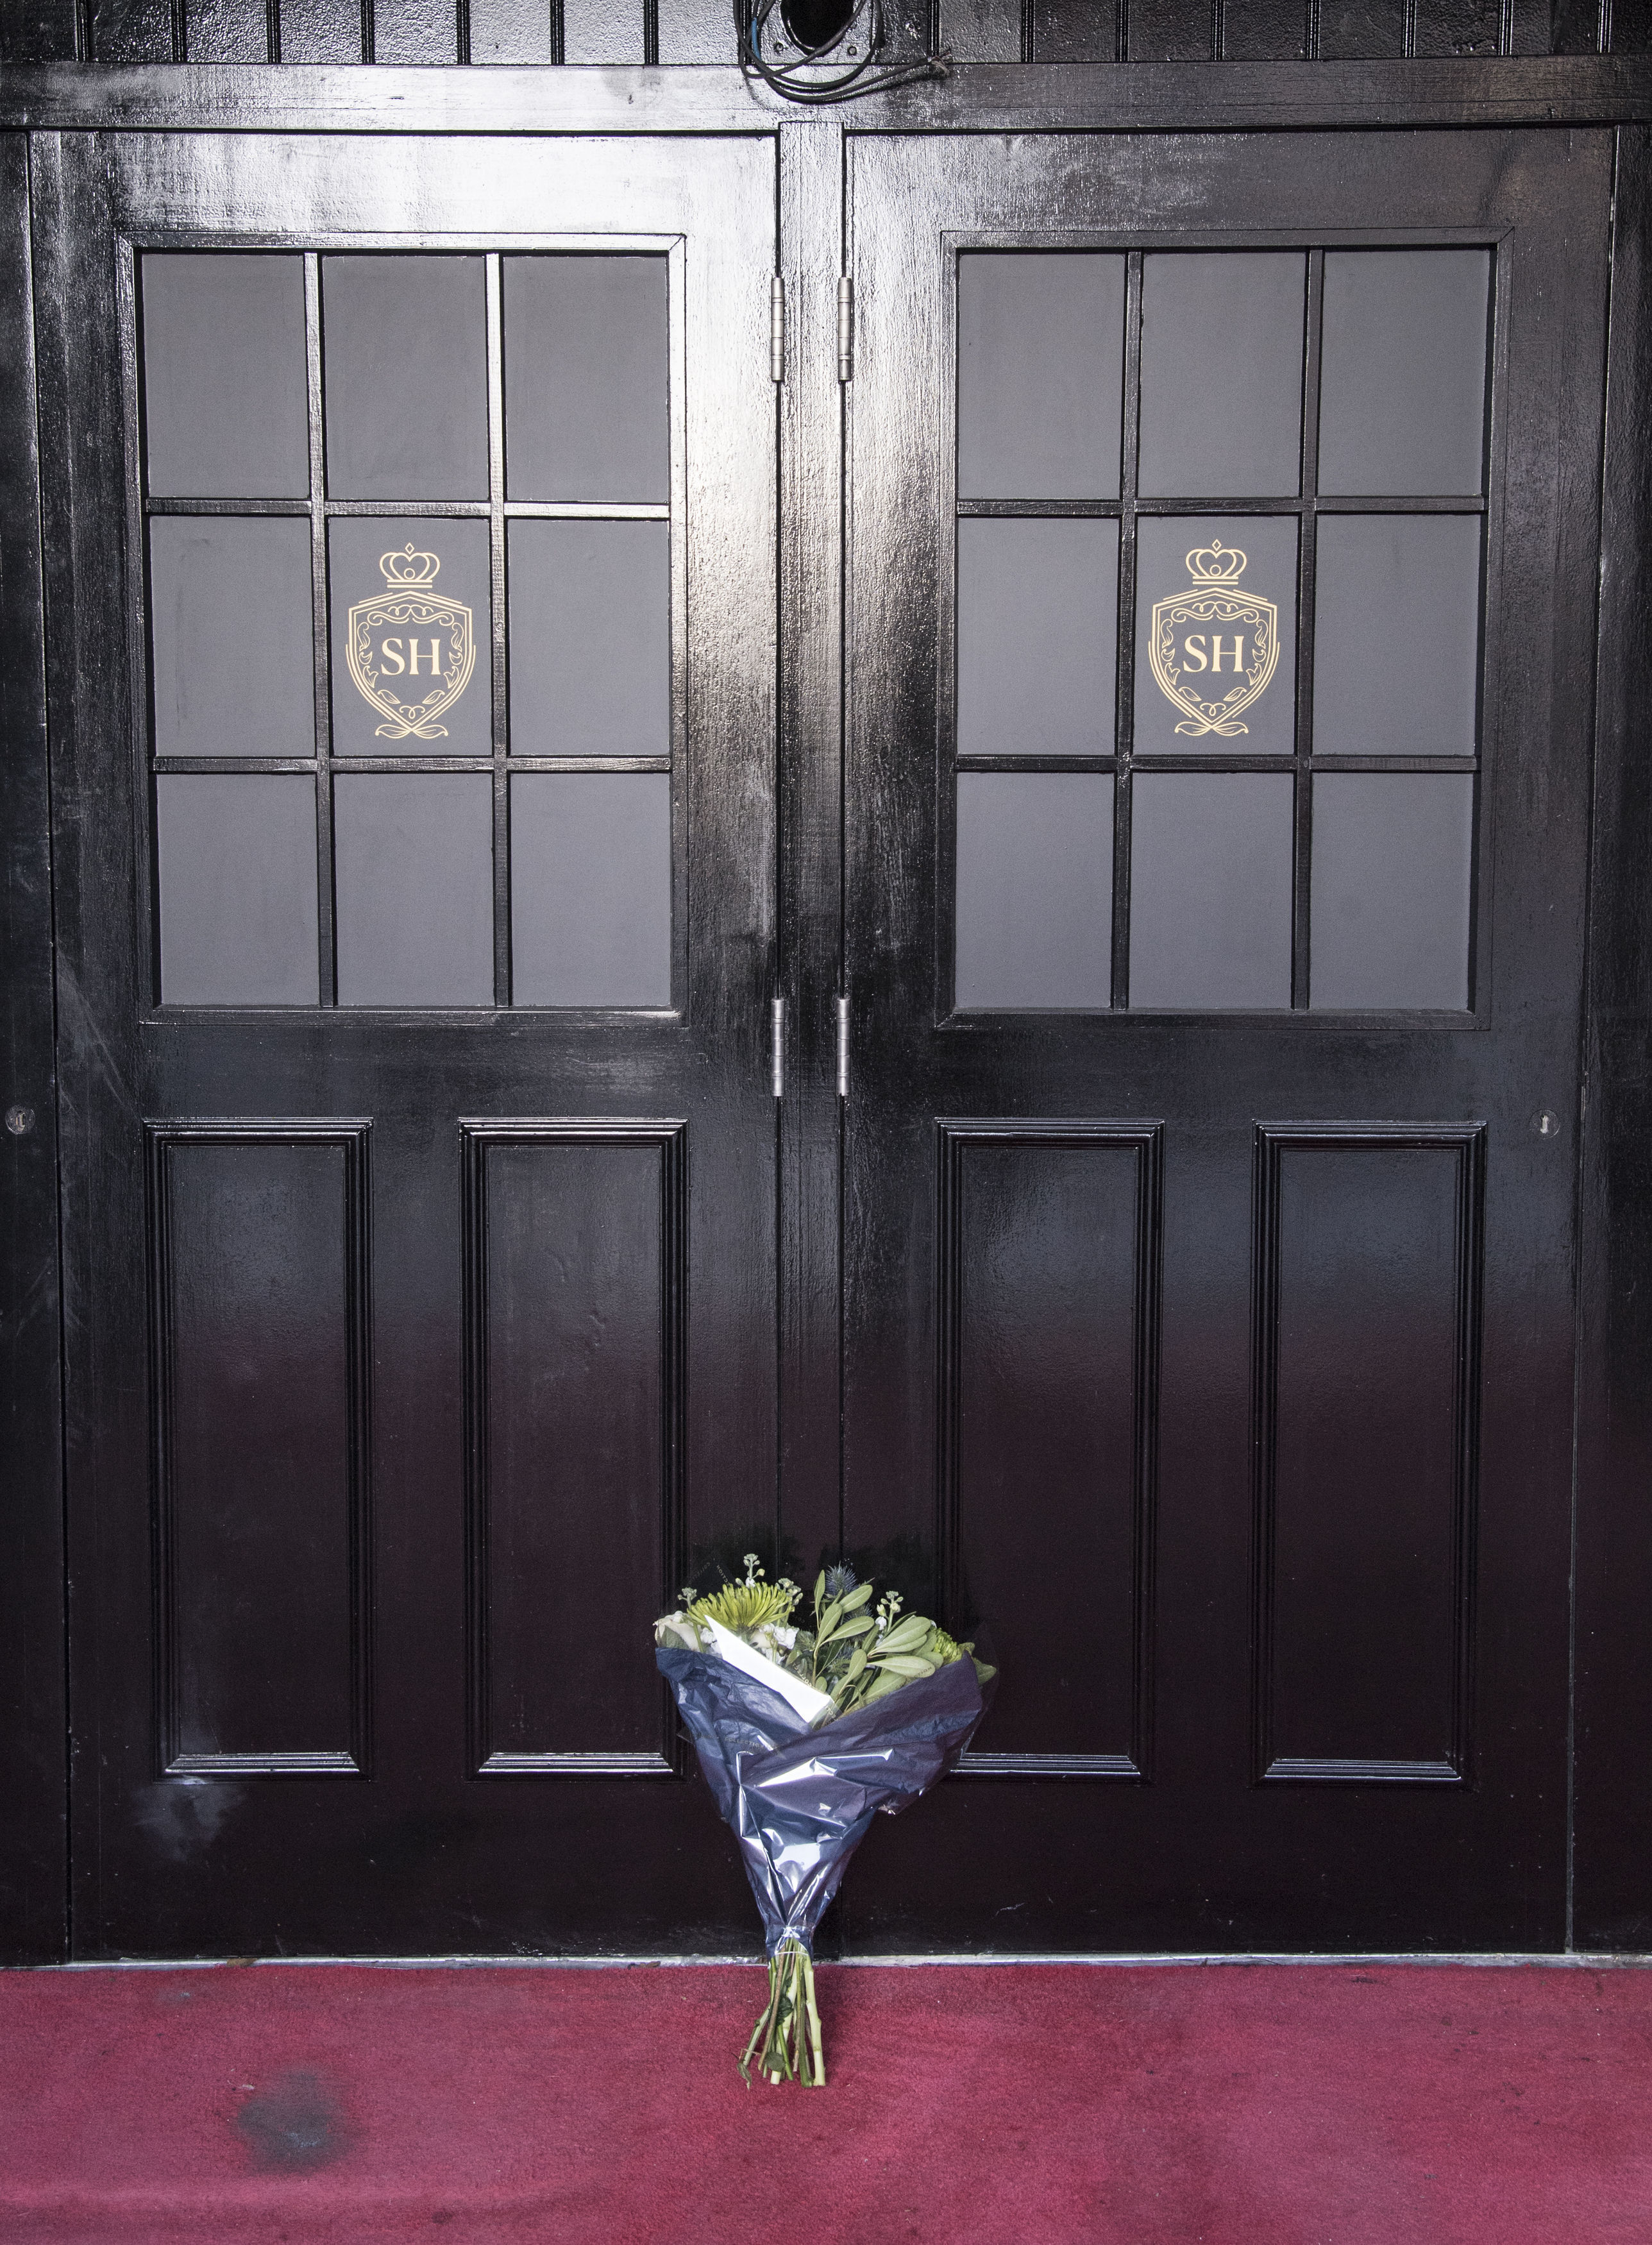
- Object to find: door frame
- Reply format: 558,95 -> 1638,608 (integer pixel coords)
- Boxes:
2,64 -> 1650,1960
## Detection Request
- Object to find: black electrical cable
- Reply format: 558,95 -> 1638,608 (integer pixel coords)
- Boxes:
734,0 -> 949,103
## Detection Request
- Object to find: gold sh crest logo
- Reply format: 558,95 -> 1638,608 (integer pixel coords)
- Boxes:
1149,542 -> 1279,738
346,545 -> 475,740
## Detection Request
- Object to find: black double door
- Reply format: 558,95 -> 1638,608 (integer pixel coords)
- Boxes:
37,120 -> 1608,1956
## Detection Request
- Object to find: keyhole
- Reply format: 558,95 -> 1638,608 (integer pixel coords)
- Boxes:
779,0 -> 858,51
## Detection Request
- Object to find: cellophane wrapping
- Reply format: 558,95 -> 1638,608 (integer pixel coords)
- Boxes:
657,1644 -> 992,1961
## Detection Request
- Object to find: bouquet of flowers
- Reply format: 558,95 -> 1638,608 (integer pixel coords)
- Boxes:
655,1557 -> 995,2087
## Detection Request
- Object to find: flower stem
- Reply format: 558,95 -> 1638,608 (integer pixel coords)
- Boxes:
738,1938 -> 826,2088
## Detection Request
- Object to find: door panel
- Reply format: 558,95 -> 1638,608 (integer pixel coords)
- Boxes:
37,131 -> 776,1954
841,130 -> 1607,1950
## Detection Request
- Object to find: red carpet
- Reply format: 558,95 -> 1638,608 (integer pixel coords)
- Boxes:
0,1960 -> 1648,2242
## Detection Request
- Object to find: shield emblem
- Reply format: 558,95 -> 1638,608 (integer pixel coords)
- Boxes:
1148,541 -> 1279,738
346,545 -> 476,740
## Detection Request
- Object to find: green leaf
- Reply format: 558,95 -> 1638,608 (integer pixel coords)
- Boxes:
876,1614 -> 932,1656
841,1582 -> 875,1611
871,1651 -> 936,1679
835,1614 -> 875,1639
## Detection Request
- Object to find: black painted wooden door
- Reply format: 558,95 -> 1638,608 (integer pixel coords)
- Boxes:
837,129 -> 1610,1951
37,131 -> 779,1955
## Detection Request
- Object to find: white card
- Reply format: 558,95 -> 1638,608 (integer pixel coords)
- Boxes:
703,1618 -> 836,1726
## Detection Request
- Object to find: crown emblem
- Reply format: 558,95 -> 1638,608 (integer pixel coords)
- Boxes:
1147,539 -> 1279,738
379,544 -> 441,589
347,546 -> 474,740
1184,541 -> 1247,584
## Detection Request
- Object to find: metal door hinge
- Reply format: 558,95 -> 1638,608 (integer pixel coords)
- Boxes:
770,275 -> 786,385
771,996 -> 786,1098
836,994 -> 850,1098
836,276 -> 854,384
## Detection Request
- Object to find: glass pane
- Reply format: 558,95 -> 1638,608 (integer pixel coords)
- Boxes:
1134,516 -> 1298,756
149,518 -> 314,762
957,253 -> 1124,502
957,518 -> 1118,758
508,521 -> 670,757
141,253 -> 308,500
1138,252 -> 1306,499
1313,516 -> 1480,757
510,774 -> 671,1007
1317,251 -> 1490,496
322,255 -> 488,502
156,775 -> 317,1005
328,520 -> 491,758
333,775 -> 494,1007
1129,772 -> 1294,1008
955,773 -> 1112,1010
503,256 -> 669,504
1311,774 -> 1473,1009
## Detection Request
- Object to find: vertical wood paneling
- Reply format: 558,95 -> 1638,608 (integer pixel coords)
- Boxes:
0,136 -> 66,1962
1223,0 -> 1308,55
464,1122 -> 685,1775
940,1122 -> 1161,1777
1413,0 -> 1503,52
1029,0 -> 1119,56
89,0 -> 178,60
1253,1124 -> 1483,1783
149,1123 -> 371,1777
561,0 -> 645,59
373,0 -> 460,59
1126,0 -> 1216,54
0,0 -> 1637,55
469,0 -> 555,56
1613,0 -> 1652,51
655,0 -> 725,59
0,2 -> 80,58
276,0 -> 365,59
940,0 -> 1026,58
1317,0 -> 1408,51
1574,126 -> 1652,1946
185,0 -> 273,57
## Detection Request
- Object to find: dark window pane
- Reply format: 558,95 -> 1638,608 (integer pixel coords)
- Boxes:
322,255 -> 487,502
156,775 -> 318,1005
503,256 -> 668,505
1134,514 -> 1298,756
1318,251 -> 1490,496
1138,253 -> 1306,498
957,253 -> 1124,501
956,772 -> 1113,1010
328,519 -> 491,758
508,521 -> 670,757
149,518 -> 314,761
957,518 -> 1118,757
333,775 -> 494,1007
510,774 -> 671,1008
1311,774 -> 1473,1009
1129,772 -> 1294,1008
142,253 -> 308,500
1313,515 -> 1481,756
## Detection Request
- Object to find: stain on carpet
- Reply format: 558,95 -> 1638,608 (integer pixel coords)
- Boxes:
234,2069 -> 353,2174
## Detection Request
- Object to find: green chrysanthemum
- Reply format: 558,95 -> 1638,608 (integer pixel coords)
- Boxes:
687,1554 -> 800,1636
